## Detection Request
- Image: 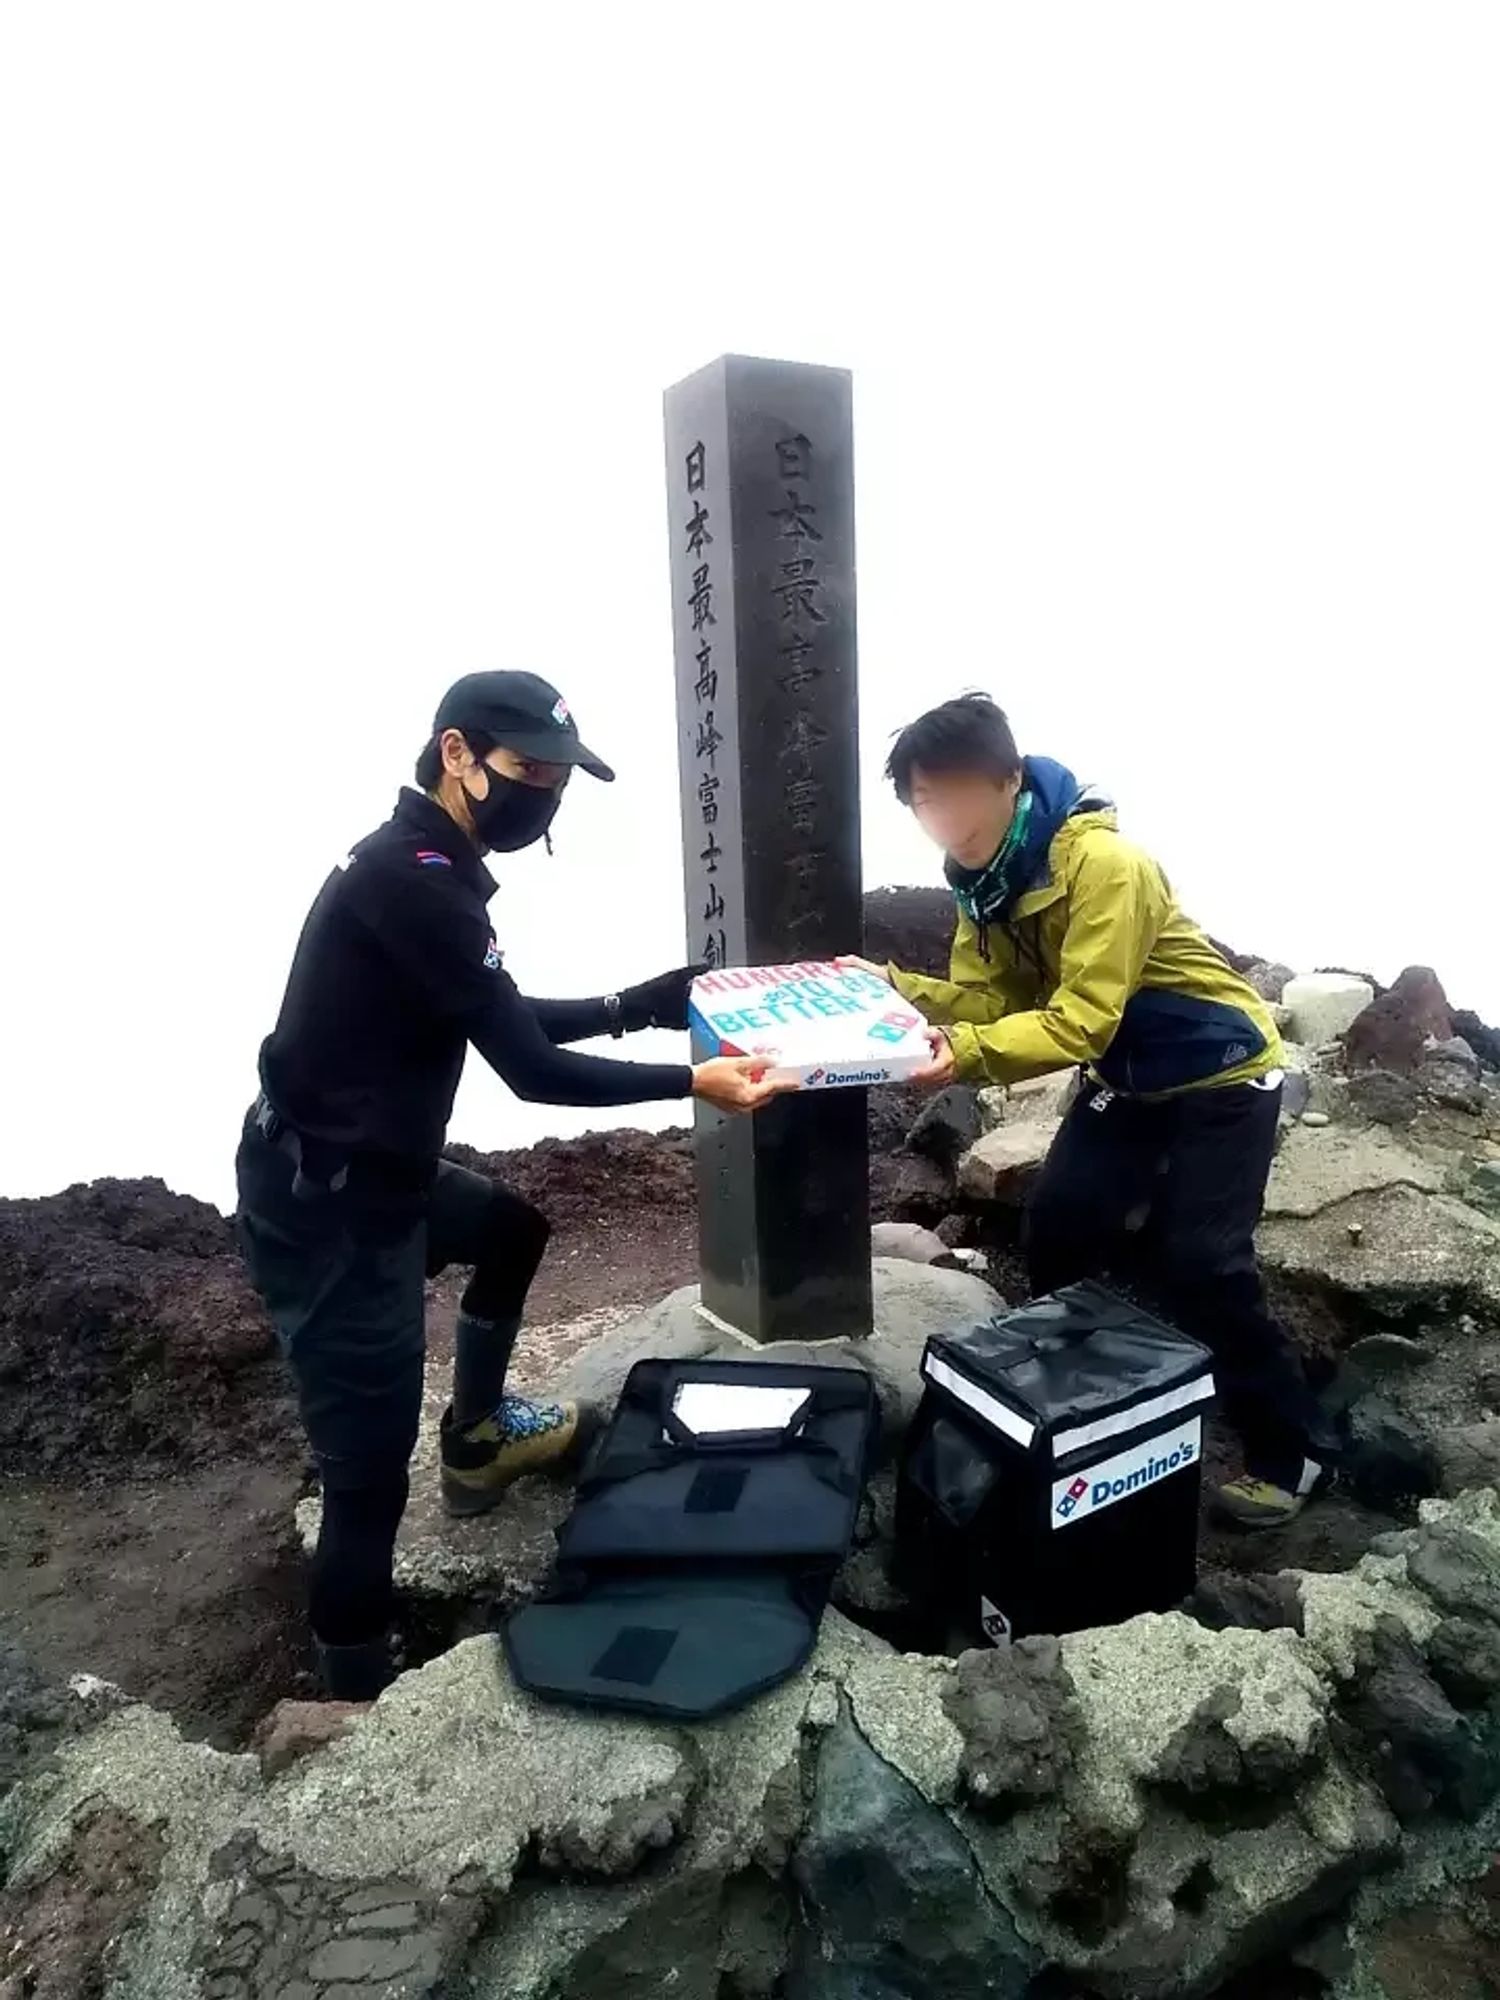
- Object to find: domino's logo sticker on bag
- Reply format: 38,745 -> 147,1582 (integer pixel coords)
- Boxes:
979,1598 -> 1013,1648
1054,1475 -> 1090,1522
1050,1418 -> 1202,1530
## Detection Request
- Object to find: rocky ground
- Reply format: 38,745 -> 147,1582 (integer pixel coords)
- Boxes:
4,891 -> 1500,1995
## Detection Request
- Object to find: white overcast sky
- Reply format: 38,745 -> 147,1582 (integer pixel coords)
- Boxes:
1,4 -> 1495,1211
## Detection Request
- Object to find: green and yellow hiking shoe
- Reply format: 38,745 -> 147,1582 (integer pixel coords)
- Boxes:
440,1395 -> 581,1518
1214,1459 -> 1327,1530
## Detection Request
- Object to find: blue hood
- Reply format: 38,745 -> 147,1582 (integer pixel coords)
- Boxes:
1012,756 -> 1103,899
945,756 -> 1112,934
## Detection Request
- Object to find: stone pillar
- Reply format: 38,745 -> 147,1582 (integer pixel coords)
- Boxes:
664,353 -> 872,1344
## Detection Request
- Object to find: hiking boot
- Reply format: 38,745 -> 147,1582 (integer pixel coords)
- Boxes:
440,1395 -> 580,1518
1214,1458 -> 1328,1530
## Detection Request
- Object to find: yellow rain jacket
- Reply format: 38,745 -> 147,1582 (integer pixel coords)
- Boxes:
889,781 -> 1282,1098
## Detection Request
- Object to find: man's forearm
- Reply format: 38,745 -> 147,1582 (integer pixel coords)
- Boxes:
471,973 -> 691,1102
889,966 -> 1009,1029
527,995 -> 616,1046
946,986 -> 1120,1086
473,1010 -> 691,1104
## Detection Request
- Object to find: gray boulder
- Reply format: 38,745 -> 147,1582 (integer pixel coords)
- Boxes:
1152,1680 -> 1325,1800
1263,1121 -> 1446,1217
1259,1182 -> 1500,1320
959,1608 -> 1396,1998
1468,1159 -> 1500,1217
1436,1422 -> 1500,1497
1188,1573 -> 1306,1636
1280,1068 -> 1313,1119
0,1637 -> 122,1821
1427,1035 -> 1482,1076
1348,1068 -> 1423,1127
1345,1396 -> 1441,1509
1426,1617 -> 1500,1708
957,1121 -> 1059,1204
1338,1617 -> 1498,1820
1404,1521 -> 1500,1627
1340,1332 -> 1435,1394
942,1637 -> 1084,1813
1246,961 -> 1296,1003
1419,1060 -> 1489,1115
870,1220 -> 951,1267
886,1152 -> 953,1218
791,1707 -> 1034,1998
1282,972 -> 1375,1047
1257,1115 -> 1500,1317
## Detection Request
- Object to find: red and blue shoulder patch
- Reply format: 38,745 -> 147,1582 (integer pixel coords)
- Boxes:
415,850 -> 452,868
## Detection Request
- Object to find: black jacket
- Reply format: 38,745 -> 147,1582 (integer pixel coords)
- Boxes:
259,790 -> 693,1161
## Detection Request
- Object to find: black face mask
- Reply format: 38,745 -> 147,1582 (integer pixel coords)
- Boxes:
466,766 -> 563,853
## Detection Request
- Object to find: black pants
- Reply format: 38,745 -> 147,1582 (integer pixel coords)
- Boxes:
235,1115 -> 550,1646
1025,1076 -> 1329,1480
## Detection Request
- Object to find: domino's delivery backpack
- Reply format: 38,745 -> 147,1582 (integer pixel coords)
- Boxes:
894,1281 -> 1215,1646
505,1356 -> 877,1718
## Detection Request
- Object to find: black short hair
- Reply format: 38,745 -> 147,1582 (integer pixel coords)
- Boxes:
885,694 -> 1021,805
415,727 -> 496,791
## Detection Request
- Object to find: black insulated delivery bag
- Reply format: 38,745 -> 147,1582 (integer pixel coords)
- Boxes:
505,1357 -> 877,1719
894,1281 -> 1215,1646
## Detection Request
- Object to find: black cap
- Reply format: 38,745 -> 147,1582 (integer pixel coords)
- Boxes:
432,670 -> 615,783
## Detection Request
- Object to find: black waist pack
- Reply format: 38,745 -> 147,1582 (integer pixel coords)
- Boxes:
504,1357 -> 877,1719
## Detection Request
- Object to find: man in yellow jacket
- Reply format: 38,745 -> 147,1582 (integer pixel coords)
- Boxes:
855,693 -> 1333,1527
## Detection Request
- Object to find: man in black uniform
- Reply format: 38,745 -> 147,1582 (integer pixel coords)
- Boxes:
237,669 -> 786,1699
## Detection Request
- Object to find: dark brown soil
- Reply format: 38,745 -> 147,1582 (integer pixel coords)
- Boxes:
1366,1887 -> 1500,2000
0,1178 -> 298,1474
863,884 -> 952,975
0,1464 -> 312,1749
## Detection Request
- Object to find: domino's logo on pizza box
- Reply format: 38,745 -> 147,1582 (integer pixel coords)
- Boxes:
689,963 -> 933,1090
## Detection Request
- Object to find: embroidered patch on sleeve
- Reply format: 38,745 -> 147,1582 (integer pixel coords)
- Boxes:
415,850 -> 452,868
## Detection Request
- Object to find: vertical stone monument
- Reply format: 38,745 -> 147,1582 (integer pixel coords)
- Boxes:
664,354 -> 871,1343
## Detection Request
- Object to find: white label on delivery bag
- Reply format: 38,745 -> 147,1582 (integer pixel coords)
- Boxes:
979,1598 -> 1013,1648
1050,1417 -> 1202,1530
689,962 -> 932,1089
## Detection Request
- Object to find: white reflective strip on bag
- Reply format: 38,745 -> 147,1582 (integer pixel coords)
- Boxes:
1052,1375 -> 1215,1461
922,1354 -> 1037,1450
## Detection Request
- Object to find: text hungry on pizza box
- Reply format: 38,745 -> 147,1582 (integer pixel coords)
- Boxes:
688,963 -> 932,1089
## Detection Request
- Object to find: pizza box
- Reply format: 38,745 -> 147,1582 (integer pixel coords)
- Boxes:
689,962 -> 934,1089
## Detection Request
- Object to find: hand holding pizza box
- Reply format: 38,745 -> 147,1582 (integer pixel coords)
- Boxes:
689,962 -> 933,1089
